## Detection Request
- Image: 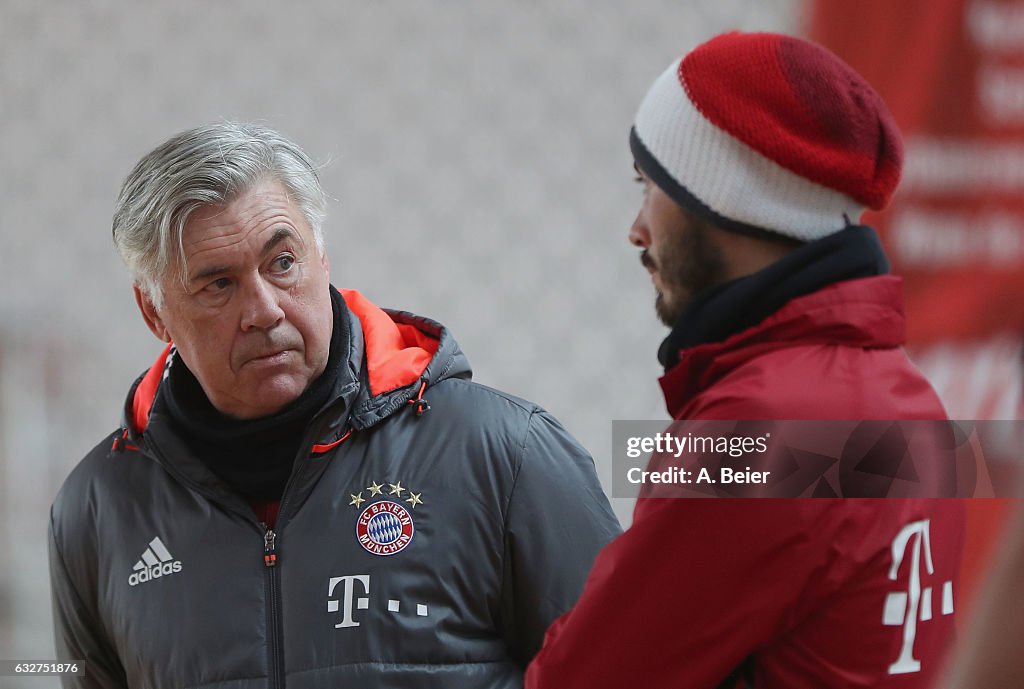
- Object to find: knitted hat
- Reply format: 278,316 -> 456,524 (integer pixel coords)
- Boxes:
630,31 -> 903,241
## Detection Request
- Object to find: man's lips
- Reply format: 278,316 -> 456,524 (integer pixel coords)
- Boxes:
241,349 -> 295,367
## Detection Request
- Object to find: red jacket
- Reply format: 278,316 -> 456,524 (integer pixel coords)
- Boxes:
527,276 -> 965,689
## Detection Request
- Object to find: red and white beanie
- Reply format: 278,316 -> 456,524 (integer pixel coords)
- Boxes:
630,31 -> 904,241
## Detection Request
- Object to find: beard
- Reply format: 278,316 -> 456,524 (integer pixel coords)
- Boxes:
644,220 -> 728,327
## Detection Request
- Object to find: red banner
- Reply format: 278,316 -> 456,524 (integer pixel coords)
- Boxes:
807,0 -> 1023,609
808,0 -> 1024,345
807,0 -> 1023,423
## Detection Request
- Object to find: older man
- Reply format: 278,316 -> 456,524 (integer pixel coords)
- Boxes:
49,122 -> 620,688
527,32 -> 964,688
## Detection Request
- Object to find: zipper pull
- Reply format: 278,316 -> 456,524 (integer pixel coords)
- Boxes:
263,525 -> 278,568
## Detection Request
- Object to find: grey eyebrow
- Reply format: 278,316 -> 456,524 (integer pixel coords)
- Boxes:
262,227 -> 295,257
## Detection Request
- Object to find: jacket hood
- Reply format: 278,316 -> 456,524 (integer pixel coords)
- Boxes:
659,275 -> 906,417
122,288 -> 472,442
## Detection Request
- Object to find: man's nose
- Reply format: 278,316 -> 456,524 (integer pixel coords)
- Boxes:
240,277 -> 285,331
629,213 -> 650,248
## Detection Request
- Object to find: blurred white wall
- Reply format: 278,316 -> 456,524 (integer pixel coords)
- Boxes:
0,0 -> 798,681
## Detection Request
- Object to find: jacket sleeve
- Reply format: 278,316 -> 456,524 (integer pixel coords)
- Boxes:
498,410 -> 622,666
49,510 -> 127,689
525,499 -> 830,689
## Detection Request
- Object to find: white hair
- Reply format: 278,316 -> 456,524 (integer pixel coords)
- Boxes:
112,121 -> 327,309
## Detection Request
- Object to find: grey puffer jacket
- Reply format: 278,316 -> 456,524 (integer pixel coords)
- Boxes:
49,288 -> 621,689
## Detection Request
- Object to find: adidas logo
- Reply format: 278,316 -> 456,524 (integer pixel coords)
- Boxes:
128,537 -> 183,587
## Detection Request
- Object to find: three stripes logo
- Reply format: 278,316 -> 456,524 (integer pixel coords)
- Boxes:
128,537 -> 183,587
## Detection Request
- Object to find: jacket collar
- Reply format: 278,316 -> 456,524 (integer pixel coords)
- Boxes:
658,225 -> 890,369
659,275 -> 907,417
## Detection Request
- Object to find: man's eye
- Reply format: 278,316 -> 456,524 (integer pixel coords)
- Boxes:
273,255 -> 295,272
206,278 -> 231,292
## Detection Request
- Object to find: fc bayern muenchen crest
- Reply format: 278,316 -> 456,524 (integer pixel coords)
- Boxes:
355,500 -> 415,556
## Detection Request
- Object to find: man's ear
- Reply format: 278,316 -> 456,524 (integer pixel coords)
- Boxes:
320,250 -> 330,279
134,284 -> 171,342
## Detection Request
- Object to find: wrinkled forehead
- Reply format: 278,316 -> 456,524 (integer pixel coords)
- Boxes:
168,179 -> 315,276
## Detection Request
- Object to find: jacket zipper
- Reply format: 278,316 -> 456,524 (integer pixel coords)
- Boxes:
257,423 -> 340,689
145,440 -> 286,687
143,422 -> 350,689
257,423 -> 324,689
262,523 -> 284,689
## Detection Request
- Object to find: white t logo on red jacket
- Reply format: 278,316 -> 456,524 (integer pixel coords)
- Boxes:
884,519 -> 954,674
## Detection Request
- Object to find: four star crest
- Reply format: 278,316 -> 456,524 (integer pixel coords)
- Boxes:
352,479 -> 425,509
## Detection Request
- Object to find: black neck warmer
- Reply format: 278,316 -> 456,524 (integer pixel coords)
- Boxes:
658,225 -> 890,369
161,287 -> 350,501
